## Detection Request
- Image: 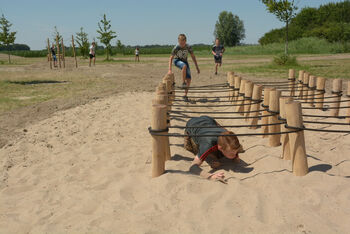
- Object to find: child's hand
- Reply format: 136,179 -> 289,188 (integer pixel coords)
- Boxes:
210,171 -> 225,180
167,70 -> 172,75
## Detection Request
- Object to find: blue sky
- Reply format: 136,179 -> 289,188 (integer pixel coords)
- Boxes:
0,0 -> 345,50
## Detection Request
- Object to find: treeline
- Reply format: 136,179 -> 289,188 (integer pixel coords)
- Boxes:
2,44 -> 212,57
0,43 -> 30,51
259,1 -> 350,45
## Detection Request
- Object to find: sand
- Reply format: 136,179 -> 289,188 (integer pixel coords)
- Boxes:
1,82 -> 350,233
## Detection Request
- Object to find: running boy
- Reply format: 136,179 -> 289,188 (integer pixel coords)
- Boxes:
168,34 -> 200,101
212,38 -> 225,75
89,42 -> 96,67
51,44 -> 57,67
135,47 -> 140,62
184,116 -> 244,182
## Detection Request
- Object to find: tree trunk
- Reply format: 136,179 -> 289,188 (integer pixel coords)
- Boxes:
285,21 -> 289,56
8,51 -> 11,64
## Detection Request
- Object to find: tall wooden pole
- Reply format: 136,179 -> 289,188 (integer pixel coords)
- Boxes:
285,101 -> 308,176
289,69 -> 295,96
268,90 -> 281,147
47,38 -> 52,69
56,36 -> 61,69
244,81 -> 254,120
315,77 -> 326,110
72,35 -> 78,68
307,75 -> 316,107
330,79 -> 342,117
298,70 -> 304,98
280,97 -> 293,160
249,84 -> 263,129
151,104 -> 167,177
261,88 -> 274,138
61,38 -> 65,68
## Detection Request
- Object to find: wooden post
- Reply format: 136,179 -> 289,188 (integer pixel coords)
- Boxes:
303,72 -> 310,100
235,80 -> 247,113
151,104 -> 167,177
227,71 -> 234,84
268,90 -> 282,147
307,75 -> 316,107
249,84 -> 263,129
244,81 -> 254,119
285,101 -> 308,176
289,69 -> 295,96
315,77 -> 326,110
261,88 -> 274,138
233,76 -> 241,102
228,73 -> 235,102
61,38 -> 65,68
47,38 -> 52,69
56,36 -> 61,68
72,35 -> 78,68
347,81 -> 350,124
298,70 -> 304,98
330,79 -> 342,117
153,90 -> 171,161
280,97 -> 293,160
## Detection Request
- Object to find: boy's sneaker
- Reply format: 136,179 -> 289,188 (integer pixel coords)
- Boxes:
183,96 -> 189,102
215,72 -> 218,75
182,82 -> 187,89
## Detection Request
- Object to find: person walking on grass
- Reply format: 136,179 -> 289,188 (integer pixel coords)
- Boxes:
212,38 -> 225,75
89,42 -> 96,67
135,47 -> 140,62
51,44 -> 57,67
184,116 -> 244,183
168,34 -> 200,102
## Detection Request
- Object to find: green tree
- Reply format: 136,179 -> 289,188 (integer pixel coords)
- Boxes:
52,26 -> 62,43
261,0 -> 298,55
214,11 -> 245,47
75,27 -> 89,58
0,14 -> 16,63
97,14 -> 117,60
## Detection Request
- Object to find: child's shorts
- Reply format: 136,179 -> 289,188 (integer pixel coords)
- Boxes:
174,59 -> 191,79
52,55 -> 57,61
214,55 -> 222,63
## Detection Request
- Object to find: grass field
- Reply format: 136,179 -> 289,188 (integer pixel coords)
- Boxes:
0,52 -> 350,115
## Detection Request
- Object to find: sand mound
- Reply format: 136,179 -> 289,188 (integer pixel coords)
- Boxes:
0,90 -> 349,233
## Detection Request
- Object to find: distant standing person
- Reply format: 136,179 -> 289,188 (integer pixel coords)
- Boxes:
89,42 -> 96,67
135,47 -> 140,62
168,34 -> 200,102
51,44 -> 57,67
212,38 -> 225,75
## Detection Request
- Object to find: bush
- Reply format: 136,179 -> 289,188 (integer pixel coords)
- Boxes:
273,54 -> 298,66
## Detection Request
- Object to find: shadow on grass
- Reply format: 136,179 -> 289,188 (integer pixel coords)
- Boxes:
6,80 -> 68,85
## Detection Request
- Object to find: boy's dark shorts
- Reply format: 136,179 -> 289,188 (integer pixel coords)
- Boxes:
89,54 -> 95,59
214,55 -> 222,64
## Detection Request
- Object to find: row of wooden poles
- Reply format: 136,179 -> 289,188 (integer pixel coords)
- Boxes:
46,35 -> 78,69
151,73 -> 175,177
150,70 -> 350,178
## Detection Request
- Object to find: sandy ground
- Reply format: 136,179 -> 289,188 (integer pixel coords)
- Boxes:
0,74 -> 350,233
